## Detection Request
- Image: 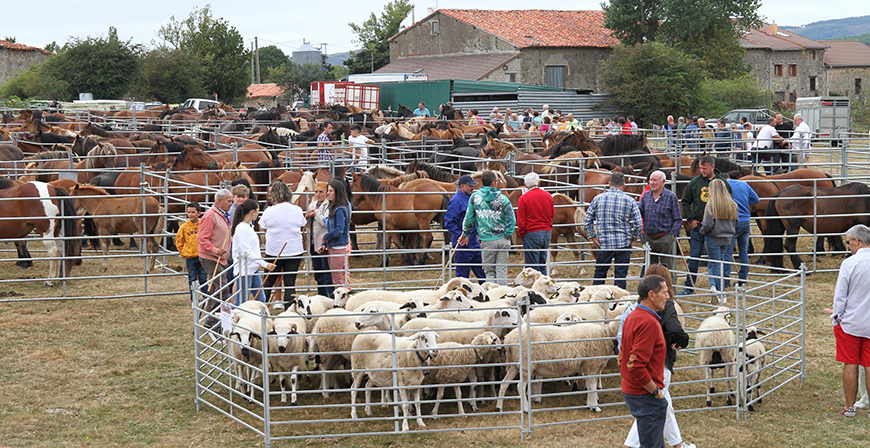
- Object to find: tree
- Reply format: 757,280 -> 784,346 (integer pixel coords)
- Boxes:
601,42 -> 706,127
344,0 -> 412,74
44,41 -> 60,54
38,27 -> 141,100
158,5 -> 249,103
270,61 -> 334,101
698,75 -> 771,118
132,48 -> 207,103
258,45 -> 290,81
602,0 -> 763,79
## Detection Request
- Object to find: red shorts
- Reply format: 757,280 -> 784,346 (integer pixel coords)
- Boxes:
834,324 -> 870,366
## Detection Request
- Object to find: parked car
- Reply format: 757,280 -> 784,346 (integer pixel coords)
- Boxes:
712,108 -> 790,130
181,98 -> 219,111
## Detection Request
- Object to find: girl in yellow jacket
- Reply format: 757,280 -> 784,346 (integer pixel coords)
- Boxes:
176,203 -> 208,302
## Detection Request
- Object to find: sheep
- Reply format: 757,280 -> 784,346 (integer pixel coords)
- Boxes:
341,277 -> 485,311
513,267 -> 544,288
495,319 -> 619,413
548,282 -> 584,303
481,289 -> 548,317
531,275 -> 560,297
349,330 -> 440,432
401,309 -> 519,343
696,306 -> 737,407
576,284 -> 631,302
227,301 -> 273,402
353,302 -> 427,331
528,300 -> 610,324
307,308 -> 382,397
484,285 -> 520,302
268,309 -> 308,405
289,294 -> 333,332
332,287 -> 352,308
738,326 -> 767,412
424,331 -> 502,416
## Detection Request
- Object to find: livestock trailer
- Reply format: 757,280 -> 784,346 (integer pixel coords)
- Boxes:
795,96 -> 851,145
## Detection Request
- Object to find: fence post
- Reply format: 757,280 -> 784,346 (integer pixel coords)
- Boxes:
841,141 -> 848,180
800,263 -> 807,383
140,163 -> 149,293
192,281 -> 203,412
259,308 -> 272,448
389,312 -> 400,432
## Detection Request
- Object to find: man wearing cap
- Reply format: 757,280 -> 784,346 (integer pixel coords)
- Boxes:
459,171 -> 516,285
517,172 -> 554,274
445,175 -> 486,282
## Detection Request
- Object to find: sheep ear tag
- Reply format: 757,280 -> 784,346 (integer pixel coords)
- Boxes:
220,302 -> 233,332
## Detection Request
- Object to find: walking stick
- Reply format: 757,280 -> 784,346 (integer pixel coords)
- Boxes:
207,231 -> 231,295
253,242 -> 287,302
676,233 -> 696,289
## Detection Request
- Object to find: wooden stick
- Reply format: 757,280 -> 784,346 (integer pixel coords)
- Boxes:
207,230 -> 231,295
253,242 -> 287,302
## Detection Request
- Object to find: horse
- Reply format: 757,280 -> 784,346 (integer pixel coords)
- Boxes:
350,172 -> 449,266
576,167 -> 645,204
30,142 -> 118,183
0,144 -> 26,176
690,155 -> 753,178
70,184 -> 164,273
549,193 -> 589,276
762,182 -> 870,270
0,180 -> 81,285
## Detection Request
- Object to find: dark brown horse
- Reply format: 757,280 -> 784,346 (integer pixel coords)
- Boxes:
762,182 -> 870,270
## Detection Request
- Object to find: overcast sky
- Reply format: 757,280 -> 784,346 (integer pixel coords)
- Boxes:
4,1 -> 869,54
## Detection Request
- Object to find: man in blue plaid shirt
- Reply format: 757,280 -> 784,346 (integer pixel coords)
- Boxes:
584,171 -> 642,289
638,170 -> 683,279
317,122 -> 334,163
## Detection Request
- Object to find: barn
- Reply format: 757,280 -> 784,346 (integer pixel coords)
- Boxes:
0,40 -> 52,85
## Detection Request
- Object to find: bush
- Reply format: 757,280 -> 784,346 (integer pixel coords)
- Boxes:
698,75 -> 771,118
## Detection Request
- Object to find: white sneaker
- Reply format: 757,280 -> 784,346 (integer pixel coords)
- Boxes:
680,442 -> 697,448
856,400 -> 870,409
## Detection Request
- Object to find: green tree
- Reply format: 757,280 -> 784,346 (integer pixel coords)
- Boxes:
44,41 -> 60,54
158,5 -> 249,103
344,0 -> 412,74
698,74 -> 771,118
132,48 -> 207,103
3,37 -> 16,43
258,45 -> 290,81
37,27 -> 141,100
270,62 -> 333,101
601,42 -> 706,127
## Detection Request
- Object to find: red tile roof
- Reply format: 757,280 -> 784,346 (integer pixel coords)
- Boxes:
0,40 -> 53,55
398,9 -> 619,48
376,52 -> 519,81
821,40 -> 870,67
247,83 -> 286,98
740,23 -> 827,51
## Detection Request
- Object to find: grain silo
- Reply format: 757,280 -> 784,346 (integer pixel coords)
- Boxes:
292,41 -> 322,66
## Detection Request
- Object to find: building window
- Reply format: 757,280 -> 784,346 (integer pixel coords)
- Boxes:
788,64 -> 797,76
811,50 -> 816,60
774,64 -> 783,77
789,92 -> 797,102
857,78 -> 863,96
430,20 -> 439,35
775,91 -> 786,102
504,72 -> 516,83
809,76 -> 816,91
545,66 -> 566,88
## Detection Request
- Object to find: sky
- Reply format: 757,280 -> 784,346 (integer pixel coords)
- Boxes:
4,1 -> 870,55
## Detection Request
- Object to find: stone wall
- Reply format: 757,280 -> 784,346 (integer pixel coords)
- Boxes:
744,48 -> 827,101
0,48 -> 50,85
390,13 -> 517,59
516,48 -> 611,91
827,67 -> 870,101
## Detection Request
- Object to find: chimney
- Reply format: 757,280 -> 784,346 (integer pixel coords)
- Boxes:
771,22 -> 778,35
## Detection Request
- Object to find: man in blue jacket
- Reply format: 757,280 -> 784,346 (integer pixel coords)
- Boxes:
445,175 -> 486,282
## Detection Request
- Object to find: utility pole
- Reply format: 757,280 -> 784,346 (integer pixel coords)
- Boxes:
254,37 -> 261,84
250,42 -> 255,84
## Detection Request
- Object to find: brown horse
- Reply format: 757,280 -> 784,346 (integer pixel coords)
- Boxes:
113,146 -> 220,197
0,180 -> 81,285
576,167 -> 645,204
762,182 -> 870,270
31,142 -> 118,183
350,173 -> 449,265
70,184 -> 164,273
548,193 -> 589,275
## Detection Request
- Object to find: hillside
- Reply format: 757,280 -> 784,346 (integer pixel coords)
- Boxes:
831,33 -> 870,45
326,51 -> 351,67
784,15 -> 870,40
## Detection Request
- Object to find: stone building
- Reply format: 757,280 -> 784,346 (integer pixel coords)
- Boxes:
740,23 -> 828,103
820,40 -> 870,102
0,41 -> 52,85
245,83 -> 291,108
379,9 -> 618,92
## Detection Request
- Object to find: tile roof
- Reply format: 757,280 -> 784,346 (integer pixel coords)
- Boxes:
740,23 -> 828,51
821,40 -> 870,67
247,83 -> 286,98
375,52 -> 519,81
0,40 -> 53,55
396,9 -> 619,48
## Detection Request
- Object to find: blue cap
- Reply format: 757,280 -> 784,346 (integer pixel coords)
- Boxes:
456,175 -> 478,186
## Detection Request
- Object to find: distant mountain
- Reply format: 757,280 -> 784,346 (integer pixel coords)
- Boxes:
784,16 -> 870,40
326,51 -> 352,66
831,33 -> 870,46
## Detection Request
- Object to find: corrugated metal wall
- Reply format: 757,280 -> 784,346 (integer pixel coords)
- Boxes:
370,81 -> 452,112
452,90 -> 621,122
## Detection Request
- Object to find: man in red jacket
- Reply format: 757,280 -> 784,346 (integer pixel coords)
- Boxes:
517,172 -> 554,274
620,274 -> 669,448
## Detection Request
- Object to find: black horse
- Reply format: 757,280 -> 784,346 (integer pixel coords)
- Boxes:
397,104 -> 414,118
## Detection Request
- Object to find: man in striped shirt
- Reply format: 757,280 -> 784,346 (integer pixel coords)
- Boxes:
317,122 -> 334,163
584,171 -> 642,289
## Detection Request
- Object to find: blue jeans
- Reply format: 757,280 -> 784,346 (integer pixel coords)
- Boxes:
310,245 -> 332,298
723,221 -> 751,282
622,392 -> 668,448
684,226 -> 705,288
235,272 -> 265,305
455,245 -> 486,282
593,246 -> 631,290
522,230 -> 551,275
186,257 -> 208,302
705,237 -> 729,291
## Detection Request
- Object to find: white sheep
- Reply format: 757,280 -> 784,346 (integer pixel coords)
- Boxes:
332,287 -> 352,308
484,285 -> 520,302
307,308 -> 375,397
401,309 -> 519,343
577,284 -> 631,301
738,326 -> 767,412
696,306 -> 737,407
268,309 -> 308,405
424,331 -> 502,416
531,275 -> 560,297
352,302 -> 425,331
341,278 -> 485,311
496,319 -> 619,413
349,330 -> 440,432
528,300 -> 609,324
513,267 -> 544,288
227,301 -> 273,402
288,294 -> 333,333
549,282 -> 584,303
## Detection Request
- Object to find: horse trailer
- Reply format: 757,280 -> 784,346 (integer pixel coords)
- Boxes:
794,96 -> 851,146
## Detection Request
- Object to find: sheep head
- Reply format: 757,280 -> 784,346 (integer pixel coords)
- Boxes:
332,287 -> 351,308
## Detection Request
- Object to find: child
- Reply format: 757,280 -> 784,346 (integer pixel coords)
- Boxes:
176,202 -> 208,302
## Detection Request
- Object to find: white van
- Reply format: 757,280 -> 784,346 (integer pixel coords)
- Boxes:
181,98 -> 220,111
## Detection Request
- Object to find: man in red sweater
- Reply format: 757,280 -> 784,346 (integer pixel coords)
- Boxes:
517,172 -> 554,274
620,274 -> 669,448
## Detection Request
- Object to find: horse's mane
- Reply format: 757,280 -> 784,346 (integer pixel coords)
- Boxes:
23,151 -> 75,161
358,173 -> 391,194
170,147 -> 191,171
843,182 -> 870,195
380,171 -> 428,187
367,164 -> 404,179
74,184 -> 110,196
410,160 -> 456,182
86,122 -> 113,138
0,176 -> 17,189
598,134 -> 648,156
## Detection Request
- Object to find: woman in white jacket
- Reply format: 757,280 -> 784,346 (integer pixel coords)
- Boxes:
231,199 -> 275,304
259,181 -> 306,302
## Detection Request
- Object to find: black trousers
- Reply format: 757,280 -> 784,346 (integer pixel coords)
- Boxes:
261,255 -> 303,302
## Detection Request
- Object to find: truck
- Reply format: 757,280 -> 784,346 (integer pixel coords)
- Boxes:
794,96 -> 851,146
310,81 -> 380,109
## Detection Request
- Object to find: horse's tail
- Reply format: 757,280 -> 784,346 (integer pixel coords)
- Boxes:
573,205 -> 588,239
83,216 -> 101,251
763,195 -> 785,268
825,172 -> 836,187
55,188 -> 82,271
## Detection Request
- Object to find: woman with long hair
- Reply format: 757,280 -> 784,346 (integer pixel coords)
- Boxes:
305,181 -> 331,297
259,181 -> 306,303
699,178 -> 738,294
622,264 -> 693,448
319,179 -> 351,291
231,199 -> 275,304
